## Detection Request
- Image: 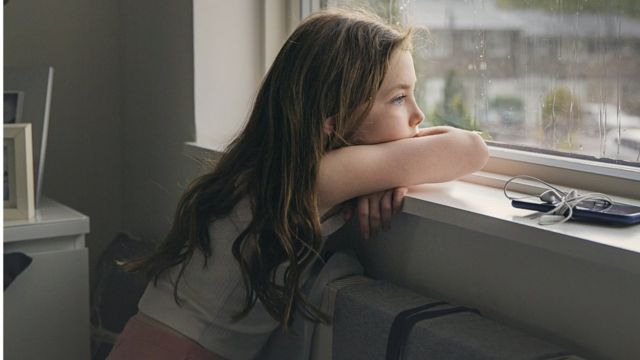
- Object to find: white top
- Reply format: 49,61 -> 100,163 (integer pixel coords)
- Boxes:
138,198 -> 345,359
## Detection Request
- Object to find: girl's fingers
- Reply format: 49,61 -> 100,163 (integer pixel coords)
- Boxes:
393,187 -> 408,215
358,196 -> 370,239
381,190 -> 393,231
355,188 -> 405,240
343,202 -> 354,220
368,193 -> 382,239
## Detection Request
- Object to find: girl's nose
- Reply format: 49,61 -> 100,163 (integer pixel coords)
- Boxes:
410,104 -> 425,128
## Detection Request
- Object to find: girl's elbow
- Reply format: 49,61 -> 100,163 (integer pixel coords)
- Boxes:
466,132 -> 489,172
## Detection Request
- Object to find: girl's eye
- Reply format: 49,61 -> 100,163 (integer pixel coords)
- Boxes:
391,95 -> 406,105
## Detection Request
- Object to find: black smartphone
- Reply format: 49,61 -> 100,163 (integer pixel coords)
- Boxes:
511,198 -> 640,225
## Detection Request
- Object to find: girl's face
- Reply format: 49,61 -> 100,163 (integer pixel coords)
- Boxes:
353,50 -> 425,144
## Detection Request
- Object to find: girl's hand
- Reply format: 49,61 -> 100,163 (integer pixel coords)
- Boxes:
343,187 -> 408,239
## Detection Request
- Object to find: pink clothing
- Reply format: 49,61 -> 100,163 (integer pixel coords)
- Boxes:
107,314 -> 224,360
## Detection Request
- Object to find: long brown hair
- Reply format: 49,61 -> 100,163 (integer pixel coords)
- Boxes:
124,8 -> 412,330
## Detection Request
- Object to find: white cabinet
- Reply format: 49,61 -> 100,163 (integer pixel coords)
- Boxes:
4,197 -> 90,360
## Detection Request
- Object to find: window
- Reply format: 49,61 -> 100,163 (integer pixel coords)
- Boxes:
418,30 -> 453,59
321,0 -> 640,171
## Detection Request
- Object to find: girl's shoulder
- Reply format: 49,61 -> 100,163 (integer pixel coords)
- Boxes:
218,196 -> 253,234
231,196 -> 253,222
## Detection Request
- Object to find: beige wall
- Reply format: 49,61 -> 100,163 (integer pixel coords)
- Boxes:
4,0 -> 122,286
118,1 -> 197,243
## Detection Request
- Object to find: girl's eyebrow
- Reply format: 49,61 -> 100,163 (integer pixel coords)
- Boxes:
382,82 -> 416,96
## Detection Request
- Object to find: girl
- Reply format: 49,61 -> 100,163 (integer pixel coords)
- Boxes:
108,8 -> 488,360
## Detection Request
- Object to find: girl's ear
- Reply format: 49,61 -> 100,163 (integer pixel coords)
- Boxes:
323,116 -> 336,135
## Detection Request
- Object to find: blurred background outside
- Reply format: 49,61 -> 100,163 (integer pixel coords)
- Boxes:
326,0 -> 640,166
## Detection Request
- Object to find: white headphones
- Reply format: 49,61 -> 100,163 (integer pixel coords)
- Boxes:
504,176 -> 613,225
539,189 -> 562,204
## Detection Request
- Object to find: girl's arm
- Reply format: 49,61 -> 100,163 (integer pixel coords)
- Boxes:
317,126 -> 488,215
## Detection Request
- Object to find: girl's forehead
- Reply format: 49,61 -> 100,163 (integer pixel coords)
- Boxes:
378,51 -> 416,95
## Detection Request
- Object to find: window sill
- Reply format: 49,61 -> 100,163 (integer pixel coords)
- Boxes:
403,174 -> 640,275
183,141 -> 225,165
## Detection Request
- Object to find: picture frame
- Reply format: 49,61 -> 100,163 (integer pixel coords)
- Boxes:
4,91 -> 25,124
4,123 -> 35,221
4,66 -> 54,208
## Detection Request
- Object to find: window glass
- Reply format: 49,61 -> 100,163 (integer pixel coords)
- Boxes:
324,0 -> 640,166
